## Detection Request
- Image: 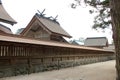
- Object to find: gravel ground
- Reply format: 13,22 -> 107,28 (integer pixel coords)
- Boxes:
0,60 -> 116,80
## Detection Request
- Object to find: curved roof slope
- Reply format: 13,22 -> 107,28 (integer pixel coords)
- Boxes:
0,24 -> 12,34
37,14 -> 71,38
20,13 -> 72,38
0,1 -> 17,25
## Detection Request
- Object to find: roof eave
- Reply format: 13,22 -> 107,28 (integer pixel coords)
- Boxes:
51,32 -> 72,38
20,15 -> 37,36
0,34 -> 114,53
0,3 -> 17,25
0,18 -> 17,25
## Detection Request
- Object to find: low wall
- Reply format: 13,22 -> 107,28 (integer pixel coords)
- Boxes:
0,55 -> 115,78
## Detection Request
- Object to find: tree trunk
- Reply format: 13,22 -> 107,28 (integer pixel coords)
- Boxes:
110,0 -> 120,80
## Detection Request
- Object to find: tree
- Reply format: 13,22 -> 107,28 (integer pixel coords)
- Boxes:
71,0 -> 111,30
71,0 -> 120,79
110,0 -> 120,80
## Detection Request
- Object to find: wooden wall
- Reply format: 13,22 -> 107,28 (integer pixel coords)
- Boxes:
0,41 -> 114,77
25,26 -> 50,40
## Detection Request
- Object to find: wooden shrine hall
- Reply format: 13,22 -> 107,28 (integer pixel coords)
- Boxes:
0,0 -> 115,77
16,12 -> 72,42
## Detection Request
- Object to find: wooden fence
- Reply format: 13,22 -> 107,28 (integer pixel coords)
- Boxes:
0,41 -> 114,77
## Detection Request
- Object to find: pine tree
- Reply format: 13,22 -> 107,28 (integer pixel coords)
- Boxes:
71,0 -> 120,79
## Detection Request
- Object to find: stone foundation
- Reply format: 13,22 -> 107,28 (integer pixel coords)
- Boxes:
0,55 -> 115,78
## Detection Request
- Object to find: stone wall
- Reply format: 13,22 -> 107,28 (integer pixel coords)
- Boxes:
0,55 -> 115,78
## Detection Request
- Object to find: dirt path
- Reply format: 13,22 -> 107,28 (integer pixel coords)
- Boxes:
0,60 -> 116,80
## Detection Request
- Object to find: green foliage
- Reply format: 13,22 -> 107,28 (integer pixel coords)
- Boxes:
71,0 -> 111,30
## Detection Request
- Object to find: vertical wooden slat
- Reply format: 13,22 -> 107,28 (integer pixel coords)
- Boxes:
13,46 -> 16,56
19,46 -> 21,56
2,45 -> 3,56
6,46 -> 8,56
23,46 -> 25,56
25,47 -> 27,56
0,45 -> 2,56
28,46 -> 31,56
26,47 -> 29,56
0,45 -> 1,56
29,46 -> 32,57
21,47 -> 23,56
0,46 -> 2,56
13,46 -> 15,56
11,46 -> 12,56
18,46 -> 20,56
14,46 -> 16,56
9,45 -> 11,56
3,46 -> 5,56
16,46 -> 18,56
2,46 -> 4,56
11,46 -> 13,56
26,47 -> 28,56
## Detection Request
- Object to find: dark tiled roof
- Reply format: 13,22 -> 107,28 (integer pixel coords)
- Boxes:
0,2 -> 17,25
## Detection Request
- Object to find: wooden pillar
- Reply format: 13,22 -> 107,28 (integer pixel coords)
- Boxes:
28,58 -> 32,74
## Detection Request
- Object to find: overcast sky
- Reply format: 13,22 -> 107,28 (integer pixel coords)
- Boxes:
2,0 -> 112,43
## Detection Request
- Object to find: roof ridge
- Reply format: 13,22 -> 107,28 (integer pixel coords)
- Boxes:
35,13 -> 60,25
86,37 -> 107,39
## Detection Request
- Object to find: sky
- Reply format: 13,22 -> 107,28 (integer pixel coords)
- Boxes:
2,0 -> 113,43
